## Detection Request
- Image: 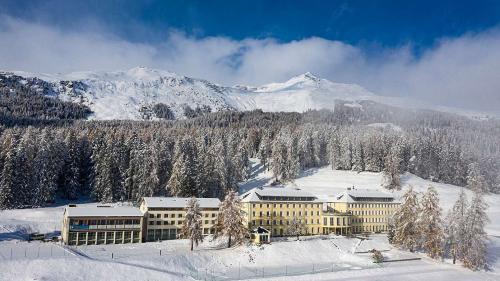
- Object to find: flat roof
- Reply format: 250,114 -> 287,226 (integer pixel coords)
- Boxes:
65,205 -> 143,217
142,197 -> 221,209
240,187 -> 320,202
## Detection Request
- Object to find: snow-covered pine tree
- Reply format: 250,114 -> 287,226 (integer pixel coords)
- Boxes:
327,133 -> 341,170
62,131 -> 82,200
444,188 -> 468,264
181,197 -> 203,251
286,134 -> 300,180
392,186 -> 420,252
216,190 -> 247,248
462,190 -> 489,270
0,131 -> 18,209
167,137 -> 199,197
387,214 -> 396,244
271,130 -> 288,181
383,142 -> 402,190
287,216 -> 306,240
34,129 -> 65,205
258,130 -> 272,171
467,162 -> 488,193
419,186 -> 444,259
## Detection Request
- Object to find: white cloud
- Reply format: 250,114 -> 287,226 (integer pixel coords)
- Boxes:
0,15 -> 499,112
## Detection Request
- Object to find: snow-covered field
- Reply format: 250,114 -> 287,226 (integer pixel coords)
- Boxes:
0,159 -> 499,280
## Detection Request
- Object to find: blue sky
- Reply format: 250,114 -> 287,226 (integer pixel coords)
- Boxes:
3,0 -> 500,50
1,0 -> 500,111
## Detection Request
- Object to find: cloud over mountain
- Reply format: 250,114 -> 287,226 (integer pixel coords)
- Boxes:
1,15 -> 499,112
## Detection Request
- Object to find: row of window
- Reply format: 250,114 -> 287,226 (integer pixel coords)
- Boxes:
148,219 -> 217,226
67,230 -> 140,245
251,218 -> 321,226
252,210 -> 320,218
323,217 -> 350,226
352,225 -> 387,233
69,219 -> 140,226
348,203 -> 395,209
352,217 -> 387,223
148,213 -> 218,219
251,203 -> 321,209
351,210 -> 394,216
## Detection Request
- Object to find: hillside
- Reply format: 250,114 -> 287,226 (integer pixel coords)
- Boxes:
2,67 -> 487,121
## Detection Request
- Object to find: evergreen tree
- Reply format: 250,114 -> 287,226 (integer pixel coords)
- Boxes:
467,162 -> 488,193
287,216 -> 306,240
167,137 -> 199,197
419,186 -> 444,259
181,197 -> 204,251
392,187 -> 420,252
216,190 -> 247,248
0,132 -> 18,209
444,188 -> 469,264
462,190 -> 489,270
383,143 -> 402,190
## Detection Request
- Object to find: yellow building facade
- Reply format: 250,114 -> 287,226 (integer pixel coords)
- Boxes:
139,197 -> 221,242
240,187 -> 398,237
62,188 -> 398,245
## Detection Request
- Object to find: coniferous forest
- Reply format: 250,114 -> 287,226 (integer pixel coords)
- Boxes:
0,85 -> 499,209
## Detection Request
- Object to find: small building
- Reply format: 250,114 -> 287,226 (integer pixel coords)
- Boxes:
251,227 -> 270,245
62,205 -> 143,245
140,197 -> 221,242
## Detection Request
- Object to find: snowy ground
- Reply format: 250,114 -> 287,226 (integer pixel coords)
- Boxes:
0,159 -> 499,280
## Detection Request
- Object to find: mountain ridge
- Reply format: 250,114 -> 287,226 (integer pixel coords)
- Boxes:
0,67 -> 495,120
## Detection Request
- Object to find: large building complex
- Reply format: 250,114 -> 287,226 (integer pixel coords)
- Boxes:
240,187 -> 398,236
62,187 -> 399,245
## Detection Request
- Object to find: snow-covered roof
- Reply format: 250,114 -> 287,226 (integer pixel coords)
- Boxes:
65,205 -> 143,217
240,187 -> 320,202
142,197 -> 221,209
330,188 -> 395,203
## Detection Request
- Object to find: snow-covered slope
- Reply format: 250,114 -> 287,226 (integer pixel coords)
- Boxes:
0,68 -> 386,120
3,67 -> 239,120
3,67 -> 495,120
233,72 -> 376,112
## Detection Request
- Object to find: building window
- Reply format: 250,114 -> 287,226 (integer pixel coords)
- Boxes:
178,214 -> 183,218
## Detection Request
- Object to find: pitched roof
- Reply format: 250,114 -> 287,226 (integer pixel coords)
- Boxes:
330,188 -> 395,203
240,187 -> 320,202
142,197 -> 221,208
65,205 -> 143,217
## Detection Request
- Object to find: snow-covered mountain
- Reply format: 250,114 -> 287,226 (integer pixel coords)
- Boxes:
0,67 -> 492,120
